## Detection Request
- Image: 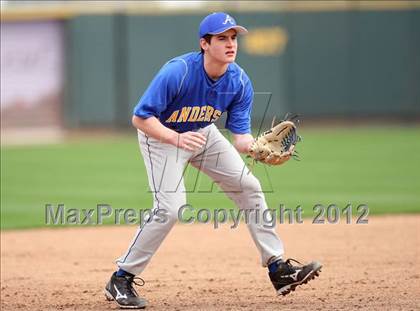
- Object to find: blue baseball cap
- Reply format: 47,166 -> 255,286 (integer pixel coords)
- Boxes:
199,12 -> 248,38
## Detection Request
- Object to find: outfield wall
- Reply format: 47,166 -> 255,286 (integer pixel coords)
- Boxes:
2,3 -> 419,129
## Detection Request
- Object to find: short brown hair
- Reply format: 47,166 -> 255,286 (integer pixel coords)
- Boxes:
200,34 -> 213,53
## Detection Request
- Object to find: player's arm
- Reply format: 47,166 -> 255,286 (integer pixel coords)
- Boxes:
132,60 -> 206,152
232,133 -> 254,154
132,115 -> 206,152
226,71 -> 254,154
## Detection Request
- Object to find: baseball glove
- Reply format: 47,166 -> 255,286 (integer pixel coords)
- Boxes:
249,114 -> 301,166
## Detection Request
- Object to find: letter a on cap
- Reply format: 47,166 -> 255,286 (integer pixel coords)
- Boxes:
223,14 -> 235,25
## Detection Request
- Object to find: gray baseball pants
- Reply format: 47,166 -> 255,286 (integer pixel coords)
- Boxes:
116,124 -> 284,275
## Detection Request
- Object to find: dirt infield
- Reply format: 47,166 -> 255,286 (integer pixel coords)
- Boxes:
1,215 -> 419,311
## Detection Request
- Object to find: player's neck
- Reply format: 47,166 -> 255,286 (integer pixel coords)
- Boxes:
203,54 -> 229,80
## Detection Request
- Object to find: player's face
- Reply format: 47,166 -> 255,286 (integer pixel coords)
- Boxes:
204,29 -> 238,64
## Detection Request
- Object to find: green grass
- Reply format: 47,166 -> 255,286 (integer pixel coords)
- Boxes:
1,126 -> 420,229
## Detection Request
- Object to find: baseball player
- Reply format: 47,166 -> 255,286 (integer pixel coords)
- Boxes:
105,12 -> 322,309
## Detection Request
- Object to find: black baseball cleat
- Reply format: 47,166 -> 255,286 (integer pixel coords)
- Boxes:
269,258 -> 322,296
104,272 -> 148,309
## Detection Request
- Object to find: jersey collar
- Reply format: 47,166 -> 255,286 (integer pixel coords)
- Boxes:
200,53 -> 232,87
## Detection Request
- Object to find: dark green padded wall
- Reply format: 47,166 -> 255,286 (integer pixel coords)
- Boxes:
66,15 -> 117,126
65,9 -> 420,127
289,10 -> 420,116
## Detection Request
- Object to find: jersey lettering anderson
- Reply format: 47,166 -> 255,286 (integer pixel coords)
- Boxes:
133,52 -> 253,134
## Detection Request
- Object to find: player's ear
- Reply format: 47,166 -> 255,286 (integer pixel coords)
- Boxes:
199,38 -> 209,52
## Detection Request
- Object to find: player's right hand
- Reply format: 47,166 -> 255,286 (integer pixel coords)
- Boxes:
175,131 -> 207,152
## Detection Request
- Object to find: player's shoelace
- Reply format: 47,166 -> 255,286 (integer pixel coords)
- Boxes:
284,258 -> 304,270
121,276 -> 145,297
131,276 -> 145,287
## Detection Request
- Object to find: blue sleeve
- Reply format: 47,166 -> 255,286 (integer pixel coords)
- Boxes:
225,72 -> 253,134
133,60 -> 187,118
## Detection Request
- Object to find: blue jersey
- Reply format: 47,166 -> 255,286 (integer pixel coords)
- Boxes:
133,52 -> 253,134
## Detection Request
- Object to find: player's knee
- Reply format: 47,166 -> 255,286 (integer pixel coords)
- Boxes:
171,201 -> 187,223
155,194 -> 186,223
240,174 -> 263,195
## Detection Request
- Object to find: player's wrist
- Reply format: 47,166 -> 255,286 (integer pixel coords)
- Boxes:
233,133 -> 254,154
165,131 -> 180,147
